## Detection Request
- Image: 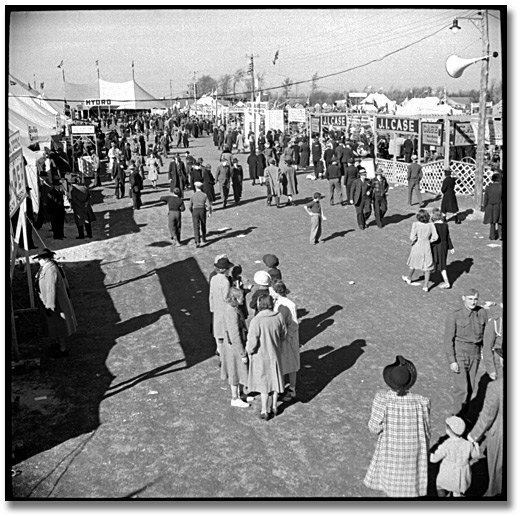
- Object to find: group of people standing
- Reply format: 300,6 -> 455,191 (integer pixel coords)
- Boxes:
208,254 -> 299,420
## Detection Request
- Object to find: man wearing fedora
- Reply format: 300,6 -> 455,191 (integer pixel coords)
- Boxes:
34,249 -> 77,357
189,181 -> 212,248
467,344 -> 504,497
444,288 -> 488,417
364,355 -> 431,497
349,168 -> 372,230
407,155 -> 423,207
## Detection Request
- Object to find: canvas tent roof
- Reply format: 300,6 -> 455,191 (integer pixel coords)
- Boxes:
395,97 -> 459,116
8,75 -> 61,147
64,78 -> 167,110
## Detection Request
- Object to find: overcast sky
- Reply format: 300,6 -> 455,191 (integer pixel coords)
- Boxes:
8,6 -> 504,102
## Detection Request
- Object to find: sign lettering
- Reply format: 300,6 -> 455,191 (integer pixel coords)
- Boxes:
71,125 -> 96,135
376,116 -> 418,134
9,132 -> 27,216
452,121 -> 475,146
421,122 -> 443,146
321,114 -> 347,128
84,99 -> 112,106
288,108 -> 306,123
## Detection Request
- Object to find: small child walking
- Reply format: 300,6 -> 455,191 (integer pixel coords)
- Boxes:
304,192 -> 326,245
430,416 -> 481,497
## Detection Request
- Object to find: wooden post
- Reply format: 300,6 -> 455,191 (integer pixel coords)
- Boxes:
444,116 -> 451,168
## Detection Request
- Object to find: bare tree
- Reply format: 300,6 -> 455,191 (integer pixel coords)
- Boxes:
281,77 -> 292,99
232,68 -> 244,96
256,71 -> 266,96
219,74 -> 233,96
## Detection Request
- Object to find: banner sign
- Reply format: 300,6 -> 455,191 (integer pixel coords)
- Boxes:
71,125 -> 96,135
78,157 -> 94,178
9,131 -> 27,217
348,92 -> 367,98
452,121 -> 475,146
321,114 -> 347,129
84,99 -> 112,106
376,116 -> 419,134
28,125 -> 39,143
288,108 -> 306,123
310,116 -> 320,133
266,110 -> 284,132
421,122 -> 443,146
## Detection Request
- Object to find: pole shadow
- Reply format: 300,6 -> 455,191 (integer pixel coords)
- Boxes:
207,226 -> 257,244
322,229 -> 354,242
298,305 -> 343,347
382,212 -> 415,226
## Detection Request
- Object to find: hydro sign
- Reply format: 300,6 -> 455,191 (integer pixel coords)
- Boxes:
376,116 -> 419,134
84,99 -> 112,106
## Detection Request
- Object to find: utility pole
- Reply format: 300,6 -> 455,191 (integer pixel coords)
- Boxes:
475,9 -> 489,211
246,54 -> 259,144
193,70 -> 197,107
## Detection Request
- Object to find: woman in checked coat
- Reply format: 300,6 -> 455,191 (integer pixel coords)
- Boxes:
364,356 -> 431,498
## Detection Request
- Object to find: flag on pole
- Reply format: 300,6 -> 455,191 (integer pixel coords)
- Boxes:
95,60 -> 99,66
57,60 -> 63,69
40,82 -> 45,89
272,50 -> 279,65
132,60 -> 134,68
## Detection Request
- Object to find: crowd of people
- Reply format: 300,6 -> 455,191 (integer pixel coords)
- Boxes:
27,110 -> 504,499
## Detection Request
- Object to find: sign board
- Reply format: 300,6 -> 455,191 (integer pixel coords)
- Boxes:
71,125 -> 96,135
348,92 -> 367,98
452,121 -> 475,146
84,99 -> 112,107
266,110 -> 284,132
28,125 -> 39,143
421,122 -> 443,146
9,131 -> 27,217
310,116 -> 320,133
321,114 -> 348,129
288,108 -> 306,123
78,157 -> 94,177
375,116 -> 419,134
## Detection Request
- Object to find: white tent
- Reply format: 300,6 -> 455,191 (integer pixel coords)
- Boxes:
396,97 -> 461,116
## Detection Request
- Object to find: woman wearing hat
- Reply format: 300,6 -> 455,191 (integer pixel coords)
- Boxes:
246,294 -> 286,420
262,254 -> 282,282
249,271 -> 272,316
364,356 -> 431,497
209,256 -> 234,358
440,168 -> 460,224
34,249 -> 77,357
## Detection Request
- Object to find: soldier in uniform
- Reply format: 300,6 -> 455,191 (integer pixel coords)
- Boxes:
444,288 -> 488,417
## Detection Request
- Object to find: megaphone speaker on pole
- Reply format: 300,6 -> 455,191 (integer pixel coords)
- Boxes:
445,52 -> 499,78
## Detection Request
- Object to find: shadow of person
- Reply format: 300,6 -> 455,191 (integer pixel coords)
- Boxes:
296,339 -> 366,404
459,208 -> 474,222
208,226 -> 257,244
421,194 -> 442,208
463,372 -> 492,425
382,212 -> 415,226
298,305 -> 343,347
446,258 -> 474,286
322,229 -> 354,242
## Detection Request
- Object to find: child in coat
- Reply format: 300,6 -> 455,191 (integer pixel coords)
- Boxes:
430,416 -> 481,497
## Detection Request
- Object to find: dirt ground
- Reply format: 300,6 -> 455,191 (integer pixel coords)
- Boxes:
9,132 -> 504,499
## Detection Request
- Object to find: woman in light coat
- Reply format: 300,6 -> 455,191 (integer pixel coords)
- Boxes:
271,281 -> 299,401
246,294 -> 286,420
209,257 -> 234,357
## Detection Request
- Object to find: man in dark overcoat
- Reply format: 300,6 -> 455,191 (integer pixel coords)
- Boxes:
349,169 -> 372,230
483,172 -> 503,240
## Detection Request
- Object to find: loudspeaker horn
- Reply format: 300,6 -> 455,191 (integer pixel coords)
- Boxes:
445,52 -> 499,78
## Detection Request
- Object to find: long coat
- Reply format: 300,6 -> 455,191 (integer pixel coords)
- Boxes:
483,181 -> 502,224
209,273 -> 231,340
69,184 -> 96,227
299,141 -> 310,168
273,295 -> 300,375
169,160 -> 186,193
220,302 -> 249,387
264,165 -> 283,197
364,389 -> 431,497
256,152 -> 267,178
441,176 -> 459,213
247,153 -> 258,180
202,168 -> 216,202
281,164 -> 298,196
469,369 -> 504,496
36,260 -> 78,338
246,309 -> 286,394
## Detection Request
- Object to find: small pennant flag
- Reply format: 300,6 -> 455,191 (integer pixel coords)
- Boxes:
57,60 -> 63,69
132,60 -> 134,68
272,50 -> 279,65
10,80 -> 16,86
95,59 -> 99,66
40,82 -> 45,89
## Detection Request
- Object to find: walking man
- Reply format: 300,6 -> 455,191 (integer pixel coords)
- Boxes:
231,158 -> 243,205
325,158 -> 343,205
370,167 -> 389,228
407,155 -> 423,207
444,288 -> 488,417
349,169 -> 372,230
129,165 -> 144,210
189,181 -> 212,247
311,137 -> 322,180
215,158 -> 231,209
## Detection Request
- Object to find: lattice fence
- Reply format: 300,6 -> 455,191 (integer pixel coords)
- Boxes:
375,158 -> 495,196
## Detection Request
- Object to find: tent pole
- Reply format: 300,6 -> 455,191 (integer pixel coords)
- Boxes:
20,202 -> 35,309
11,291 -> 20,362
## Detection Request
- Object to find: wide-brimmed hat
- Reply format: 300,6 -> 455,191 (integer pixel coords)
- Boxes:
215,257 -> 234,270
33,248 -> 56,260
383,355 -> 417,393
446,416 -> 466,436
412,155 -> 418,161
253,270 -> 271,286
263,254 -> 279,268
194,181 -> 203,188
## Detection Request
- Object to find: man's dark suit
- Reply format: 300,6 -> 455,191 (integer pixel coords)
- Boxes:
349,177 -> 372,230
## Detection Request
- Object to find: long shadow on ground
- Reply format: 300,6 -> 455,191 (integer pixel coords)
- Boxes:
298,305 -> 343,347
297,340 -> 367,404
447,258 -> 474,286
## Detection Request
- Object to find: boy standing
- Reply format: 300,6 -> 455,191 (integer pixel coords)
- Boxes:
304,192 -> 327,245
